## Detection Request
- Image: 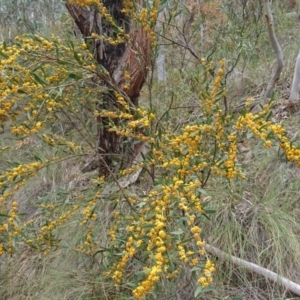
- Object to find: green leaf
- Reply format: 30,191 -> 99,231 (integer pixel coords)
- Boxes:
68,73 -> 82,80
17,89 -> 27,94
144,211 -> 156,220
0,213 -> 9,217
177,217 -> 189,223
31,72 -> 49,86
93,248 -> 110,256
180,237 -> 193,244
158,126 -> 162,139
57,59 -> 69,65
68,41 -> 75,50
0,50 -> 9,59
170,230 -> 184,235
54,42 -> 59,58
266,109 -> 272,121
95,275 -> 104,281
26,243 -> 39,250
204,209 -> 216,214
28,34 -> 42,42
246,131 -> 253,139
194,285 -> 203,297
136,201 -> 147,208
141,223 -> 155,229
202,212 -> 211,220
194,285 -> 213,297
73,51 -> 83,65
34,155 -> 43,162
16,213 -> 26,216
126,282 -> 136,288
196,188 -> 208,195
191,266 -> 202,272
134,270 -> 147,277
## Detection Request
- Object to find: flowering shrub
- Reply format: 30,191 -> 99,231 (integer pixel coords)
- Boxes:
1,2 -> 300,299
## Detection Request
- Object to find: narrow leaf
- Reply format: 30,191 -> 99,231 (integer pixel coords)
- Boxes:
68,73 -> 82,80
194,285 -> 203,297
0,50 -> 9,59
31,72 -> 48,85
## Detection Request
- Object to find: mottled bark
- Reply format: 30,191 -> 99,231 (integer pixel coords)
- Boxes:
66,1 -> 150,174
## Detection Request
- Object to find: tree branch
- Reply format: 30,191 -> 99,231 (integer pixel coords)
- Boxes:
263,0 -> 284,103
289,51 -> 300,103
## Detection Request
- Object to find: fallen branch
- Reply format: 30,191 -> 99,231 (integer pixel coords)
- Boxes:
264,0 -> 284,103
205,244 -> 300,297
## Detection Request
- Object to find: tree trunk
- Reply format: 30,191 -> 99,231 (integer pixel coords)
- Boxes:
65,1 -> 150,175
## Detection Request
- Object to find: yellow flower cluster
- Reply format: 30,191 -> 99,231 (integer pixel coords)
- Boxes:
107,110 -> 155,143
198,260 -> 216,288
132,199 -> 168,299
234,107 -> 300,166
120,163 -> 143,176
0,98 -> 14,126
109,173 -> 211,299
80,199 -> 97,226
121,0 -> 135,16
0,201 -> 21,255
0,161 -> 43,187
110,236 -> 136,284
12,121 -> 43,136
36,204 -> 79,255
42,133 -> 83,152
0,34 -> 97,145
95,110 -> 133,120
0,44 -> 21,66
76,227 -> 98,255
224,133 -> 238,179
133,265 -> 162,299
122,0 -> 159,46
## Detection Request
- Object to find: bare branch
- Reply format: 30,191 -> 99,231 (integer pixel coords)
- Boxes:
289,51 -> 300,103
264,0 -> 284,103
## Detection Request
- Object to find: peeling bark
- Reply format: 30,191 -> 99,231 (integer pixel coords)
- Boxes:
66,1 -> 150,174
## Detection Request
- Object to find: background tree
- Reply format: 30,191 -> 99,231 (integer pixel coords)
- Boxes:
0,0 -> 64,41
